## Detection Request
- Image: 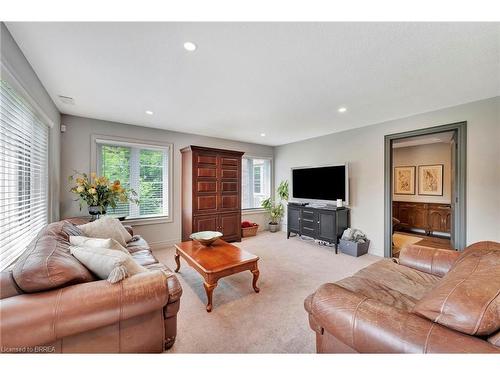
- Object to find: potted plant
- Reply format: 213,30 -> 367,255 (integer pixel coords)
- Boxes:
69,171 -> 139,220
261,180 -> 289,233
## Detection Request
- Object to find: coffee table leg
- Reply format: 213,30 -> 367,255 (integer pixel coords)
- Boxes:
203,281 -> 217,312
251,269 -> 260,293
174,252 -> 180,272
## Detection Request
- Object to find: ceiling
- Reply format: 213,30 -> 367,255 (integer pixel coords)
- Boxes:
392,131 -> 454,148
5,22 -> 500,146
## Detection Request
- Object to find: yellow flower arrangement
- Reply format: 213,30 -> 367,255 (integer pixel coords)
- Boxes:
69,171 -> 139,214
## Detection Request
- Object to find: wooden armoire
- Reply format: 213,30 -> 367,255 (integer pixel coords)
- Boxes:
181,145 -> 244,242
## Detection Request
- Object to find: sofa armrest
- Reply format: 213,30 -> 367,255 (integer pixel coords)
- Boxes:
399,244 -> 460,277
164,270 -> 182,304
0,270 -> 168,349
307,283 -> 499,353
144,264 -> 183,304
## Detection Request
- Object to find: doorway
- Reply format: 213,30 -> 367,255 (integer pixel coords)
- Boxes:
384,122 -> 466,257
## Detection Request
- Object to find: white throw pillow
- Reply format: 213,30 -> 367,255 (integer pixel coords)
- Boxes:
77,217 -> 132,246
70,245 -> 147,283
69,236 -> 129,253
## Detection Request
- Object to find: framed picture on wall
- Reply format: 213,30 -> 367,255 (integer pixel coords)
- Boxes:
394,166 -> 416,195
418,164 -> 444,196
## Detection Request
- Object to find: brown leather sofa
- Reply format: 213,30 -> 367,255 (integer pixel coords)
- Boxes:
305,241 -> 500,353
0,218 -> 182,353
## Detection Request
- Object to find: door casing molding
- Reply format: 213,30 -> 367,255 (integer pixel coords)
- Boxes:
384,122 -> 467,257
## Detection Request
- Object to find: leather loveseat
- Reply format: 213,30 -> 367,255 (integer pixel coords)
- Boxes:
304,241 -> 500,353
0,218 -> 182,353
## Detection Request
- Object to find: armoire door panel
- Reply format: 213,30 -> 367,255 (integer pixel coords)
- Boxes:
220,195 -> 239,210
196,196 -> 217,211
219,213 -> 240,240
221,169 -> 238,179
197,181 -> 217,193
197,168 -> 217,178
193,215 -> 218,233
220,157 -> 239,168
221,181 -> 238,193
196,155 -> 217,165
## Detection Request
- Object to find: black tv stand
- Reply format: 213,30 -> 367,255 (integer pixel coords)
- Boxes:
286,204 -> 349,253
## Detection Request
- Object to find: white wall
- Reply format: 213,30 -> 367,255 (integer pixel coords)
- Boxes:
275,97 -> 500,257
1,22 -> 61,221
60,115 -> 274,248
393,142 -> 452,204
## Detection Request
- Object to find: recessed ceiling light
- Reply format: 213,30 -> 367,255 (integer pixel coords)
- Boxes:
338,107 -> 347,113
260,133 -> 266,137
145,110 -> 153,115
183,42 -> 197,52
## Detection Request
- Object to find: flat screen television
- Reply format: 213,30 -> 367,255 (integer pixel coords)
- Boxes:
291,164 -> 349,205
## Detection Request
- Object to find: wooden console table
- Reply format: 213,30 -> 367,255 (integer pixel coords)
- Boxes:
393,201 -> 451,235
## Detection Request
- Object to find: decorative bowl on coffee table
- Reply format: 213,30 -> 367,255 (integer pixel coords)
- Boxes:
190,231 -> 223,246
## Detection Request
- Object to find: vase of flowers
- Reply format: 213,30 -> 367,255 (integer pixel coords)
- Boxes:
88,205 -> 107,216
69,171 -> 139,221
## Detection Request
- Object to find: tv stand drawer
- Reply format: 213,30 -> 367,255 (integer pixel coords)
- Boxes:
301,210 -> 316,221
300,224 -> 316,237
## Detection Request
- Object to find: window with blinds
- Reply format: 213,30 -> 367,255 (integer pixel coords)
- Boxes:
96,140 -> 169,219
0,80 -> 49,270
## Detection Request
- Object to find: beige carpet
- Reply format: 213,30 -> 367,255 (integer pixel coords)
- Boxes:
153,231 -> 380,353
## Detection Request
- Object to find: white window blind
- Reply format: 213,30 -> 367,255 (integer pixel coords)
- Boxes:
242,157 -> 271,209
0,80 -> 49,270
96,139 -> 169,219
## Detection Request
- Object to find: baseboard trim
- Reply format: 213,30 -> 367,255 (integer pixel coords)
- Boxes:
149,238 -> 181,251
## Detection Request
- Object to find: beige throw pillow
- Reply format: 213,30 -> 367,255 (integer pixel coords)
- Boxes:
69,236 -> 129,253
70,245 -> 147,283
77,217 -> 132,246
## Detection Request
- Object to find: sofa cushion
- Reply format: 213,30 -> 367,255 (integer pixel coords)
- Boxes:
77,217 -> 132,246
413,242 -> 500,336
69,236 -> 129,253
70,245 -> 148,283
126,235 -> 151,253
335,259 -> 440,311
132,250 -> 159,267
12,221 -> 95,293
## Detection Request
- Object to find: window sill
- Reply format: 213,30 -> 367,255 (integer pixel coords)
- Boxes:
242,208 -> 267,215
122,215 -> 172,226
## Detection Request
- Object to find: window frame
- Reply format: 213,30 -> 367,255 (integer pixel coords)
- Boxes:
90,134 -> 173,225
242,155 -> 273,212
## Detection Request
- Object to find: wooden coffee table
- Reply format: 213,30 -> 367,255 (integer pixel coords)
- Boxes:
174,239 -> 260,312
